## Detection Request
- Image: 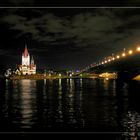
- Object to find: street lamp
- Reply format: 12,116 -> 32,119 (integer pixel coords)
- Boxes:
116,55 -> 120,59
122,53 -> 126,57
137,47 -> 140,51
128,50 -> 133,55
112,57 -> 115,60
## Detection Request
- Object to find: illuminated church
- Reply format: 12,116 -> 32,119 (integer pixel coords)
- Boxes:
19,44 -> 36,75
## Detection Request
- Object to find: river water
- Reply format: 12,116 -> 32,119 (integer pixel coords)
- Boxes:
0,78 -> 140,138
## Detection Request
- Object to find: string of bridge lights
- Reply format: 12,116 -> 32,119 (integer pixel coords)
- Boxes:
82,46 -> 140,72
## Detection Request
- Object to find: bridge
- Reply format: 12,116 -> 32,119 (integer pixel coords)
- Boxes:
81,46 -> 140,81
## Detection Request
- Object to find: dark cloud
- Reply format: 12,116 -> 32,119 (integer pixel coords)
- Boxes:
0,49 -> 9,56
1,8 -> 140,69
0,10 -> 126,47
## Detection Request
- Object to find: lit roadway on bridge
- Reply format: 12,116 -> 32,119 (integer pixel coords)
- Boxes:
82,46 -> 140,80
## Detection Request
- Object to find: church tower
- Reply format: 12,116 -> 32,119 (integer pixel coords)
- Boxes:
22,44 -> 30,66
30,56 -> 36,75
19,43 -> 36,75
31,56 -> 34,65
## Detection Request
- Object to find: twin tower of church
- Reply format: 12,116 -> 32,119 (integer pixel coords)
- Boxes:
19,44 -> 36,75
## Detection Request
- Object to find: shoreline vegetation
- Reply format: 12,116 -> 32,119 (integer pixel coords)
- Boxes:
10,74 -> 91,80
9,73 -> 117,80
7,74 -> 140,81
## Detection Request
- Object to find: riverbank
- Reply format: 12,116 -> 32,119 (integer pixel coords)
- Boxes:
10,74 -> 85,80
9,73 -> 118,80
10,76 -> 117,80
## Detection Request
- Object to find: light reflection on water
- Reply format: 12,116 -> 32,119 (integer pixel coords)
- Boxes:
19,80 -> 36,128
122,111 -> 140,139
0,78 -> 140,138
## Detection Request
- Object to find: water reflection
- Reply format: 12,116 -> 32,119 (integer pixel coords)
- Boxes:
120,80 -> 140,139
58,79 -> 63,121
19,80 -> 36,128
1,78 -> 140,137
122,111 -> 140,140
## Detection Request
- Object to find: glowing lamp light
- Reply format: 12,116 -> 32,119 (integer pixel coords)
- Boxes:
128,50 -> 133,55
137,47 -> 140,51
102,62 -> 104,64
105,78 -> 109,80
108,59 -> 111,62
105,60 -> 107,63
116,55 -> 120,59
112,57 -> 115,60
122,53 -> 126,57
59,73 -> 62,77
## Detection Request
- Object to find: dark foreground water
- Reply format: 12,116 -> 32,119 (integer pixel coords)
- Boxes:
0,78 -> 140,138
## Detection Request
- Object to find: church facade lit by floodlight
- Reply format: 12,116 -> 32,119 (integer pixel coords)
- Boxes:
19,44 -> 36,75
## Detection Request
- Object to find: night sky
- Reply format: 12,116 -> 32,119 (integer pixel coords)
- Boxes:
1,0 -> 140,6
1,1 -> 140,70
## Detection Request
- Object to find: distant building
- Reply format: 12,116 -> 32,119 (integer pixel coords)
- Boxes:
19,44 -> 36,75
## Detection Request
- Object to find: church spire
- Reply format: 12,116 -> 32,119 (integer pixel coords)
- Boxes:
31,55 -> 34,65
23,44 -> 29,58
